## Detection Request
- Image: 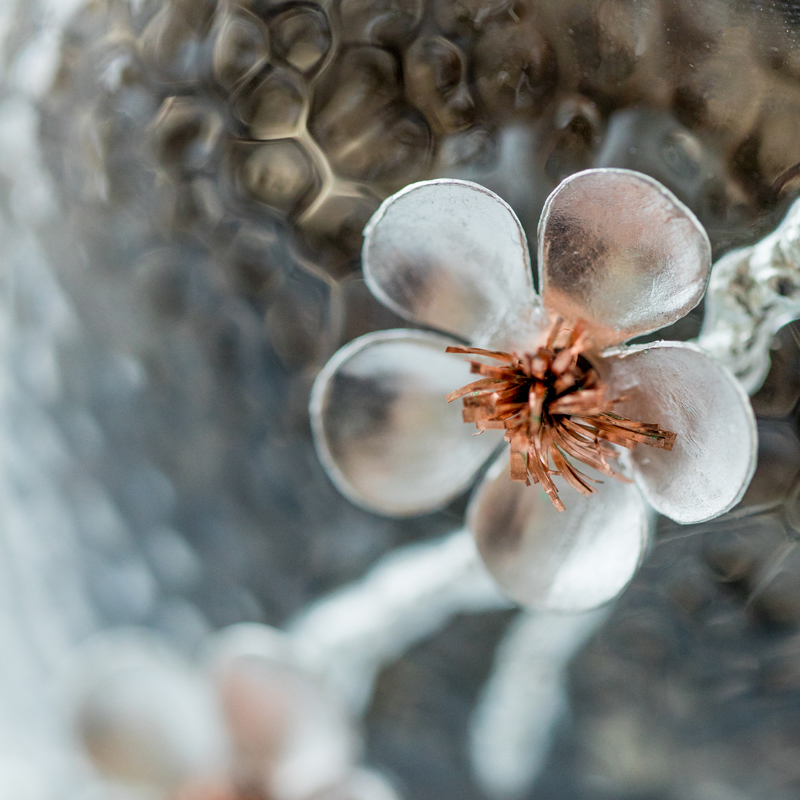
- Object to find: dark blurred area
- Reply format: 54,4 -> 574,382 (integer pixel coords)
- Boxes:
7,0 -> 800,797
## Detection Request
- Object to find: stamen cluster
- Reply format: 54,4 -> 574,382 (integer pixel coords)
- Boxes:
446,319 -> 677,511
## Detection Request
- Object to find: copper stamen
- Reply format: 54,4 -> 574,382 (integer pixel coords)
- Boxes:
446,319 -> 677,511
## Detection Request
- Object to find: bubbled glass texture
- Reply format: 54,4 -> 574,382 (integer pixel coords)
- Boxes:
4,0 -> 800,798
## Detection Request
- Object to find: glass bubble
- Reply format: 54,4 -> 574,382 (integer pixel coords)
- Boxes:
149,97 -> 225,174
338,0 -> 423,47
234,139 -> 322,216
140,0 -> 216,84
271,7 -> 332,75
404,36 -> 474,134
311,46 -> 400,160
233,67 -> 309,140
298,184 -> 381,258
312,48 -> 432,186
473,20 -> 557,120
212,8 -> 270,92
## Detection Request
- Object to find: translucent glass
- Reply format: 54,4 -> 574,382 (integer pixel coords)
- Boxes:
362,179 -> 544,349
69,630 -> 228,794
9,0 -> 800,798
311,769 -> 402,800
206,624 -> 357,800
310,330 -> 500,516
468,455 -> 650,611
538,168 -> 712,347
606,341 -> 758,523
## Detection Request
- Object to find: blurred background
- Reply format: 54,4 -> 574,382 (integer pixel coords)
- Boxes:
4,0 -> 800,797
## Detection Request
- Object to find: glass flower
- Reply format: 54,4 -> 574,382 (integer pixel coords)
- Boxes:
310,169 -> 757,612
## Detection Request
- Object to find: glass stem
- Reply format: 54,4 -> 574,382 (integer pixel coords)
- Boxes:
699,194 -> 800,394
288,529 -> 509,713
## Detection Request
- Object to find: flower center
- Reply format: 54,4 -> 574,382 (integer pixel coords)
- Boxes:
446,319 -> 676,511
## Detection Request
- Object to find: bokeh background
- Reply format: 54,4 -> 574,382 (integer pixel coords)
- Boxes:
4,0 -> 800,797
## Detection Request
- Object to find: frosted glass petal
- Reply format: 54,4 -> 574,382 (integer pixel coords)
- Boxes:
468,455 -> 650,612
538,168 -> 711,348
605,341 -> 757,524
68,631 -> 228,792
311,330 -> 501,516
205,624 -> 357,800
362,180 -> 543,349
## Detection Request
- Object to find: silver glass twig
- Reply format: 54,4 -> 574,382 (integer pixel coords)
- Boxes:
700,195 -> 800,395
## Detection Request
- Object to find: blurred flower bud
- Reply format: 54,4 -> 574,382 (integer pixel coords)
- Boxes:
205,624 -> 359,800
69,630 -> 229,796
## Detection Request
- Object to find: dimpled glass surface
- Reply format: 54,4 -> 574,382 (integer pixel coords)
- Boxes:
4,0 -> 800,799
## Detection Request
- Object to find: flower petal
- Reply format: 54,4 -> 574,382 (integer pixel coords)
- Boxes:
538,168 -> 711,348
605,341 -> 758,524
468,454 -> 650,611
362,179 -> 544,349
310,330 -> 501,516
69,631 -> 228,792
205,624 -> 357,800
